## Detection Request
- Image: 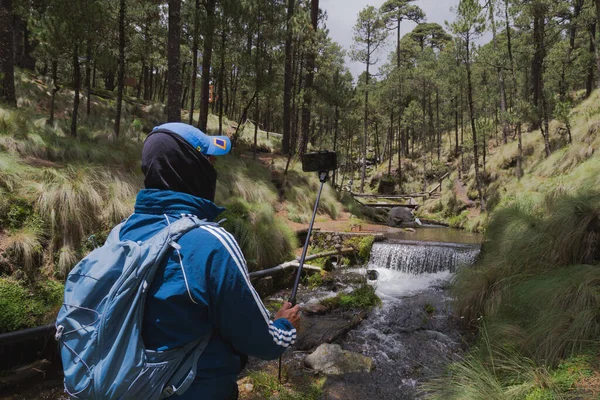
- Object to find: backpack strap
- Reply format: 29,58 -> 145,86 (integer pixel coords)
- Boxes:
159,333 -> 211,399
163,215 -> 220,305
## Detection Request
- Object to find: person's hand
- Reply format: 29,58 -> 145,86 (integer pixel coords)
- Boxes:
274,302 -> 300,330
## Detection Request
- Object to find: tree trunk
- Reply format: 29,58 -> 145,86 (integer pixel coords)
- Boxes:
360,35 -> 370,193
333,103 -> 339,187
0,0 -> 16,106
436,90 -> 440,160
71,45 -> 81,138
466,37 -> 484,211
531,11 -> 544,110
86,39 -> 92,116
596,0 -> 600,88
396,19 -> 403,190
114,0 -> 126,137
137,62 -> 144,99
300,0 -> 319,156
180,61 -> 187,109
505,0 -> 523,178
388,108 -> 394,177
218,25 -> 226,135
188,0 -> 200,125
587,25 -> 596,97
167,0 -> 182,122
489,1 -> 508,144
253,95 -> 260,159
105,69 -> 115,91
48,60 -> 58,126
454,96 -> 459,157
282,0 -> 295,154
198,0 -> 216,130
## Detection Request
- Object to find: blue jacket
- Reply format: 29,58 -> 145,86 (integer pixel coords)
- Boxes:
119,189 -> 296,399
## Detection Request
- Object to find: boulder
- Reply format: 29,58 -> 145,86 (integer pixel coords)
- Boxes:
302,303 -> 329,316
387,207 -> 416,228
304,343 -> 374,375
237,377 -> 254,397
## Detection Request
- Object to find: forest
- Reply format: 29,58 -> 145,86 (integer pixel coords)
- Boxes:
1,0 -> 600,398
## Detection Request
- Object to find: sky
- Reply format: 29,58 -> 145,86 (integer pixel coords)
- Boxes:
320,0 -> 461,79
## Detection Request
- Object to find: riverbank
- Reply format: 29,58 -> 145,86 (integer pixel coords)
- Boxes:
236,235 -> 481,400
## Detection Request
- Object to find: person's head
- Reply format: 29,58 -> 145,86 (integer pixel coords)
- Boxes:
141,123 -> 231,202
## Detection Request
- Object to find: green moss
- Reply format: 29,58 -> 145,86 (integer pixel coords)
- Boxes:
264,301 -> 283,315
0,278 -> 64,333
247,371 -> 324,400
321,284 -> 381,311
424,303 -> 435,315
343,235 -> 375,263
304,271 -> 325,289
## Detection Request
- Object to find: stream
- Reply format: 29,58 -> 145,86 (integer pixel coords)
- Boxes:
257,227 -> 482,400
322,238 -> 480,399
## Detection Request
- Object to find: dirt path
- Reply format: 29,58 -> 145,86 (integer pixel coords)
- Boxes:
454,178 -> 480,219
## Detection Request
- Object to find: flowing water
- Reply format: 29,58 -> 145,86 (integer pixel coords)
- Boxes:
322,236 -> 481,399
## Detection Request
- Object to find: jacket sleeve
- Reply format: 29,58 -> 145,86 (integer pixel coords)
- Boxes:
203,226 -> 296,360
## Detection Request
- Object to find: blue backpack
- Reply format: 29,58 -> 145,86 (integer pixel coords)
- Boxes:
55,215 -> 213,399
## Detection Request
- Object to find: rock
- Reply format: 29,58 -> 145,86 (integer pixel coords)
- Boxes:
366,270 -> 379,281
237,377 -> 254,397
387,207 -> 416,228
254,276 -> 273,297
302,303 -> 328,315
305,343 -> 374,375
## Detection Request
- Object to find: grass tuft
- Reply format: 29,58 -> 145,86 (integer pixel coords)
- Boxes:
221,198 -> 298,271
3,227 -> 43,281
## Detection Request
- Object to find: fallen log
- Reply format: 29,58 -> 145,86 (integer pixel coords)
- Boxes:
249,260 -> 321,280
0,359 -> 51,387
300,247 -> 355,262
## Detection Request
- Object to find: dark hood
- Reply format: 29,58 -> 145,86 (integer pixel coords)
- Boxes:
141,131 -> 217,202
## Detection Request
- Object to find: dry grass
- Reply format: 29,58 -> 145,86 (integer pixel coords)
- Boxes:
3,227 -> 43,281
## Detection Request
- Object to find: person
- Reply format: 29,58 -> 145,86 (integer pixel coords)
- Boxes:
120,122 -> 300,399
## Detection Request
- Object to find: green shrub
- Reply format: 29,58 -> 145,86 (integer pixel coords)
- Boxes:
0,278 -> 64,333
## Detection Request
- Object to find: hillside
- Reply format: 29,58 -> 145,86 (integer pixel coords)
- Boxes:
405,90 -> 600,233
0,71 -> 365,333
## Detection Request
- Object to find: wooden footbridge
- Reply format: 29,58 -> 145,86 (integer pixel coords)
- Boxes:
349,173 -> 450,209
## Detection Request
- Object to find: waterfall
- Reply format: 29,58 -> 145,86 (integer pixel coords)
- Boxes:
368,241 -> 480,274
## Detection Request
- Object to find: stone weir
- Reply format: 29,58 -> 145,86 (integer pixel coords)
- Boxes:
368,240 -> 480,274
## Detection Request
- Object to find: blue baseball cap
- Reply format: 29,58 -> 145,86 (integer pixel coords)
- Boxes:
151,122 -> 231,156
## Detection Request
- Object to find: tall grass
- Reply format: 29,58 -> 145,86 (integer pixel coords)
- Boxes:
425,330 -> 562,400
0,153 -> 26,191
454,190 -> 600,366
35,167 -> 104,246
215,155 -> 278,204
221,198 -> 298,271
3,227 -> 43,281
32,166 -> 140,250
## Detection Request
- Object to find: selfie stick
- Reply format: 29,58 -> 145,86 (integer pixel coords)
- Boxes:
289,169 -> 329,306
279,169 -> 329,384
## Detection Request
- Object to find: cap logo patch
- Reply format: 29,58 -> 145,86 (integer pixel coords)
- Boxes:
214,138 -> 227,150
